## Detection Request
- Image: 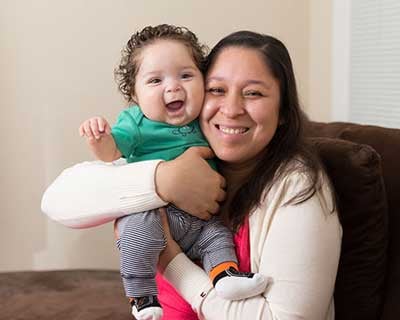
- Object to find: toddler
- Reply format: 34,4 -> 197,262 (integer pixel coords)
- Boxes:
79,24 -> 267,320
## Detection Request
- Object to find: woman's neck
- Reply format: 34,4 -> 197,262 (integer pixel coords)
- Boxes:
218,158 -> 260,228
220,158 -> 259,192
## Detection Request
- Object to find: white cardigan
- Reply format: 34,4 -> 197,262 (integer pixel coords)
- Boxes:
41,160 -> 342,320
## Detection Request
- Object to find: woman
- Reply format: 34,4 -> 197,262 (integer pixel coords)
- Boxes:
42,31 -> 342,319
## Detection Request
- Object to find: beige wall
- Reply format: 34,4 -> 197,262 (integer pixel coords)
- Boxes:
1,0 -> 332,271
308,0 -> 332,121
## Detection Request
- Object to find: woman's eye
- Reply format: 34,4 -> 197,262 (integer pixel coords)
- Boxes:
207,87 -> 225,95
148,78 -> 161,84
244,90 -> 263,97
181,73 -> 193,79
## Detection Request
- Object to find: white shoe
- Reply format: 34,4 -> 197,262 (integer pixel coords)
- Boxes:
131,295 -> 163,320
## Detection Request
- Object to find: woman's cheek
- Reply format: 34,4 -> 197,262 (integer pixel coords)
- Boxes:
199,113 -> 210,137
200,110 -> 213,142
200,99 -> 217,121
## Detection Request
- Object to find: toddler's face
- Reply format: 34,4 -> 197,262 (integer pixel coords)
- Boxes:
133,40 -> 204,126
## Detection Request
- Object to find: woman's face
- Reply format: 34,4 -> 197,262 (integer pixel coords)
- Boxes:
200,47 -> 281,164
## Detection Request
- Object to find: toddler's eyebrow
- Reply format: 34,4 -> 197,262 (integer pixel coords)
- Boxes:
142,66 -> 198,77
142,71 -> 161,77
181,66 -> 199,71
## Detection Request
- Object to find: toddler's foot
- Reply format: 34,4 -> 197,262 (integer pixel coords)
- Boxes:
213,267 -> 268,300
131,295 -> 163,320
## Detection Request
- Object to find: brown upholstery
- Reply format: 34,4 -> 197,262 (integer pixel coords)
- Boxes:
307,122 -> 400,320
310,137 -> 388,320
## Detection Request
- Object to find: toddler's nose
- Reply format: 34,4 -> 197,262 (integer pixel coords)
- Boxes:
166,81 -> 181,93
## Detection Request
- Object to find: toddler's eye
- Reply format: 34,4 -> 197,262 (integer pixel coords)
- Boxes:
181,73 -> 193,79
148,78 -> 161,84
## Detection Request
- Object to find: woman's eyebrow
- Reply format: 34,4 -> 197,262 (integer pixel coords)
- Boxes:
206,76 -> 224,83
207,77 -> 273,89
245,80 -> 273,88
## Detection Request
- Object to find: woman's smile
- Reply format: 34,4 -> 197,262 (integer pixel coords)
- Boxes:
216,125 -> 249,135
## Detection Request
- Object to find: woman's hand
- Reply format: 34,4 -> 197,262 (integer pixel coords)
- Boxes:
158,208 -> 181,273
155,147 -> 226,220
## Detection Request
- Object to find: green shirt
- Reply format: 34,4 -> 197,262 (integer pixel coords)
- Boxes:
111,106 -> 216,169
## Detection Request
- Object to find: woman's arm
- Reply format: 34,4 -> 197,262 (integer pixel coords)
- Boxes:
41,147 -> 226,228
161,172 -> 342,320
41,159 -> 166,228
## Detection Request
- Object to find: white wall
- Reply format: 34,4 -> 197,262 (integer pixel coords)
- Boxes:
1,0 -> 327,271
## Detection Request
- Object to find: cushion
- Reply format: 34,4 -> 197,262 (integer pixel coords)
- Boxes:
308,121 -> 400,319
339,125 -> 400,320
310,137 -> 388,320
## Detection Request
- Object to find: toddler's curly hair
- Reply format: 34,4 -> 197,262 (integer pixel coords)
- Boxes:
115,24 -> 208,102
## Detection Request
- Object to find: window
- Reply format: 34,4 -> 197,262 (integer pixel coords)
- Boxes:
332,0 -> 400,128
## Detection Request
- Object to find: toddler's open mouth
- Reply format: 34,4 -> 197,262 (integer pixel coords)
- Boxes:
166,100 -> 184,113
166,100 -> 184,114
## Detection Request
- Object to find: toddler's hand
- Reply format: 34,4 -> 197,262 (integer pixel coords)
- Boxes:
79,116 -> 111,141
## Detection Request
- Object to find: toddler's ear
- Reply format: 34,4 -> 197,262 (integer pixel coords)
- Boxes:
131,92 -> 138,105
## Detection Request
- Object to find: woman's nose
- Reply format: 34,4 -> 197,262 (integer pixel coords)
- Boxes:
220,93 -> 245,118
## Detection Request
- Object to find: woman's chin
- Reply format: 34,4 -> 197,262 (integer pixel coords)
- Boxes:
214,148 -> 245,164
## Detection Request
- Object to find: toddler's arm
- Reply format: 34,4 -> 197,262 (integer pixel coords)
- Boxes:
79,116 -> 121,162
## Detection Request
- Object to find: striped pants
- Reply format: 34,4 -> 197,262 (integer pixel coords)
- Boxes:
115,205 -> 237,298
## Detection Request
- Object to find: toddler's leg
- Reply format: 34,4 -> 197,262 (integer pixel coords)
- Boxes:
116,210 -> 164,320
193,218 -> 268,300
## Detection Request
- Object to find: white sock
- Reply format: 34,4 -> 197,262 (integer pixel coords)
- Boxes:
214,269 -> 268,300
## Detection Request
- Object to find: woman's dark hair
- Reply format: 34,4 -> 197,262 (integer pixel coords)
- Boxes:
206,31 -> 328,230
115,24 -> 208,102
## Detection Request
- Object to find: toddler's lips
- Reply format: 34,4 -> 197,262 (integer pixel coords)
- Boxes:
166,100 -> 184,111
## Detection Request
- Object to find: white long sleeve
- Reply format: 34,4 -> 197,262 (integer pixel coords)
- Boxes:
41,160 -> 167,228
163,169 -> 342,320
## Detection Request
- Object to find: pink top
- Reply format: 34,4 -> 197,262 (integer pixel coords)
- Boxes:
156,217 -> 251,319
